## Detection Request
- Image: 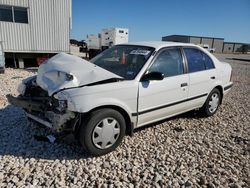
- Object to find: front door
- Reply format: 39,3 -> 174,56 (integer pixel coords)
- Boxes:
137,47 -> 189,127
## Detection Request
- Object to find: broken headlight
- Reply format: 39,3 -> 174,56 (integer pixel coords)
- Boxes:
56,100 -> 67,112
53,91 -> 75,112
54,92 -> 68,112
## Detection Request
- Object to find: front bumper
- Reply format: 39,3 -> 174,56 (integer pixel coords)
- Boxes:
26,112 -> 53,128
7,94 -> 75,132
6,94 -> 47,112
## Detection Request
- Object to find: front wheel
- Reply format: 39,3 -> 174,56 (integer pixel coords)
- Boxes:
199,88 -> 221,117
78,108 -> 126,156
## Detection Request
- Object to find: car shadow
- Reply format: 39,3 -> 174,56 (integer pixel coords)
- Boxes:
0,104 -> 203,160
134,110 -> 203,133
0,104 -> 91,160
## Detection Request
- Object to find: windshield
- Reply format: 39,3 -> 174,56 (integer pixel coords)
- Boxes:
90,45 -> 155,80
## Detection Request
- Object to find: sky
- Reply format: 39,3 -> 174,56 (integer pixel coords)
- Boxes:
71,0 -> 250,43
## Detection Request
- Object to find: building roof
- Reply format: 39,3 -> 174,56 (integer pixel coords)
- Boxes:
223,42 -> 250,45
163,35 -> 224,40
125,41 -> 197,50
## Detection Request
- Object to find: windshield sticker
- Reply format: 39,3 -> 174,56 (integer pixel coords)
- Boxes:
127,71 -> 134,75
130,50 -> 151,56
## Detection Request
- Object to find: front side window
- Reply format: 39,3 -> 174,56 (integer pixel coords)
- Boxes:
0,6 -> 13,22
184,48 -> 214,73
148,48 -> 184,77
90,45 -> 155,80
14,7 -> 28,23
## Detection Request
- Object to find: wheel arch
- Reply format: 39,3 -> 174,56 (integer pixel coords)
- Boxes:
85,105 -> 134,136
214,85 -> 223,104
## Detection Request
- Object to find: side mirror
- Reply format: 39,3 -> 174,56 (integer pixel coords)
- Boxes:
141,72 -> 164,81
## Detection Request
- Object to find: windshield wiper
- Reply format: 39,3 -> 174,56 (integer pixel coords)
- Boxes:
86,77 -> 124,86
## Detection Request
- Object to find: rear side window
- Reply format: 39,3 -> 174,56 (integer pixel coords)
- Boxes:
184,48 -> 214,73
149,48 -> 184,77
203,52 -> 215,69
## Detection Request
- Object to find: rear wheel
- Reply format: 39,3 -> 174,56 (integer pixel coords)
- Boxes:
199,88 -> 221,117
79,108 -> 126,156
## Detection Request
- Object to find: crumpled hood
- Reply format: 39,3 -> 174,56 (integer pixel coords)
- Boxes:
36,53 -> 122,96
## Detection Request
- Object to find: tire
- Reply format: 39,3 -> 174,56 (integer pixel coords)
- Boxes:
79,108 -> 126,156
199,88 -> 221,117
0,69 -> 4,74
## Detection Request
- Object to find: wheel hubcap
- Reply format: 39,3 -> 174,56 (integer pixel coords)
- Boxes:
208,93 -> 219,113
92,118 -> 120,149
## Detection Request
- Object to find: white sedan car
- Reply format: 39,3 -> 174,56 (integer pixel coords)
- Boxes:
7,41 -> 233,156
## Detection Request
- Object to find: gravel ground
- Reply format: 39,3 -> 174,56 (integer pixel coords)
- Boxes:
0,54 -> 249,187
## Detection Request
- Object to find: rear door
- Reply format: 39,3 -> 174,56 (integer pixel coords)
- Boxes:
183,48 -> 217,108
137,47 -> 189,127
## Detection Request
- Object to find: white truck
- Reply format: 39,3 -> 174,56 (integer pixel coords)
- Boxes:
202,44 -> 216,53
0,41 -> 5,74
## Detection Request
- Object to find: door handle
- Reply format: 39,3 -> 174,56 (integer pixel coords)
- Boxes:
181,83 -> 188,87
210,76 -> 216,79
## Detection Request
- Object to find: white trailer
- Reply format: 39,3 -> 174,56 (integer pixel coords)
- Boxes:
86,28 -> 129,58
101,28 -> 129,48
87,34 -> 101,50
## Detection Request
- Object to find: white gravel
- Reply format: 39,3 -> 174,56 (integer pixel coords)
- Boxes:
0,54 -> 249,187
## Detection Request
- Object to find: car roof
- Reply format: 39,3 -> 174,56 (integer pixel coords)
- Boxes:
124,41 -> 197,50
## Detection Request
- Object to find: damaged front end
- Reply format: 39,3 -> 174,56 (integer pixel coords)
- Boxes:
7,76 -> 77,133
7,53 -> 123,133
